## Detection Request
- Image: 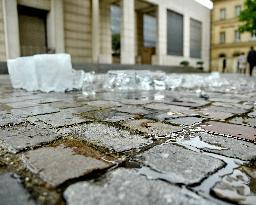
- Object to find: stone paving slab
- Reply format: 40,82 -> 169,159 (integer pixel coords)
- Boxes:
11,104 -> 60,118
248,111 -> 256,118
48,100 -> 86,109
0,123 -> 59,153
212,169 -> 256,205
81,109 -> 137,123
165,116 -> 205,126
21,145 -> 110,187
201,121 -> 256,142
202,105 -> 248,115
138,143 -> 224,184
212,102 -> 253,111
70,123 -> 153,152
143,102 -> 191,111
0,113 -> 25,127
0,94 -> 44,104
122,119 -> 181,137
86,100 -> 122,108
167,100 -> 209,108
64,168 -> 219,205
27,110 -> 89,128
0,173 -> 36,205
192,133 -> 256,161
229,117 -> 256,128
197,108 -> 235,121
113,105 -> 151,115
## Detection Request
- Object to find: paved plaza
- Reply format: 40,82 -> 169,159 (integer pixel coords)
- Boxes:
0,73 -> 256,205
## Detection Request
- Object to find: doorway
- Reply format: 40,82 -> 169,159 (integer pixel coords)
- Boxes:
18,5 -> 48,56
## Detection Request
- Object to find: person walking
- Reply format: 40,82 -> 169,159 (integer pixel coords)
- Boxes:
247,46 -> 256,76
238,52 -> 247,74
222,58 -> 226,73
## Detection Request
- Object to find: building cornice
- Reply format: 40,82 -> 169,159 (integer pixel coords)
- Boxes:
212,41 -> 256,49
213,17 -> 240,25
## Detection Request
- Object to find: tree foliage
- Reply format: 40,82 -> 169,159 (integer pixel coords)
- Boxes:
239,0 -> 256,34
112,34 -> 120,54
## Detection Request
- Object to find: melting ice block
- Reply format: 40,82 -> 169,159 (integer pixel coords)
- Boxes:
7,54 -> 74,92
104,70 -> 166,91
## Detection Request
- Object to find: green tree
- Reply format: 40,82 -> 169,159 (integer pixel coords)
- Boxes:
112,34 -> 120,54
239,0 -> 256,35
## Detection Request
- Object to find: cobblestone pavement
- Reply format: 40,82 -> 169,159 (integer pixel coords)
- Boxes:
0,74 -> 256,205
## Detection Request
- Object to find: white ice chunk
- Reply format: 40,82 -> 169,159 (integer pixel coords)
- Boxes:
7,54 -> 74,92
33,54 -> 73,92
7,56 -> 38,91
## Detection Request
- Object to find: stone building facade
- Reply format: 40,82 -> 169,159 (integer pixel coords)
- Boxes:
0,0 -> 210,70
211,0 -> 256,72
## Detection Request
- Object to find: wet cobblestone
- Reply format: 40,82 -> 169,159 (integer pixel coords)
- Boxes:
0,74 -> 256,205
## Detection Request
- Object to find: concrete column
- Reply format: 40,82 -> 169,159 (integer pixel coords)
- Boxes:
99,0 -> 112,64
184,15 -> 190,58
47,0 -> 65,53
3,0 -> 20,59
155,5 -> 167,65
92,0 -> 100,63
121,0 -> 135,64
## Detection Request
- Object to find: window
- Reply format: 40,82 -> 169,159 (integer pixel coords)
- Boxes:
235,5 -> 241,17
167,10 -> 184,56
220,32 -> 225,43
111,5 -> 121,35
234,30 -> 241,42
251,32 -> 256,41
111,5 -> 121,53
220,8 -> 226,20
190,18 -> 202,58
143,14 -> 157,48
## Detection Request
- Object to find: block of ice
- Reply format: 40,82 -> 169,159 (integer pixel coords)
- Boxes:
7,56 -> 38,91
104,70 -> 166,91
7,54 -> 74,92
82,71 -> 95,96
33,54 -> 73,92
104,70 -> 137,90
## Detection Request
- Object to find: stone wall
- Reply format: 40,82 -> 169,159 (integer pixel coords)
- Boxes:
0,0 -> 6,61
63,0 -> 92,64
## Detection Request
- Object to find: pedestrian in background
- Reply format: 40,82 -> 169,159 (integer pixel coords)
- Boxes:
238,52 -> 247,74
247,46 -> 256,76
222,58 -> 226,73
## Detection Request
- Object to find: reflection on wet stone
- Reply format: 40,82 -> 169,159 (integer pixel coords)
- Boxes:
196,133 -> 256,161
0,173 -> 36,205
212,169 -> 256,205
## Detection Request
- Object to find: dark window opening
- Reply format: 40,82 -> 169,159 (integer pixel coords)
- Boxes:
167,10 -> 183,56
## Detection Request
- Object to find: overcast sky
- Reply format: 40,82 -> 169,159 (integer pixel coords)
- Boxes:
195,0 -> 213,9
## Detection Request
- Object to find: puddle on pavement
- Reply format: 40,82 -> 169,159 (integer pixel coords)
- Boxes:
137,165 -> 185,185
135,130 -> 254,205
176,136 -> 228,151
174,133 -> 256,205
